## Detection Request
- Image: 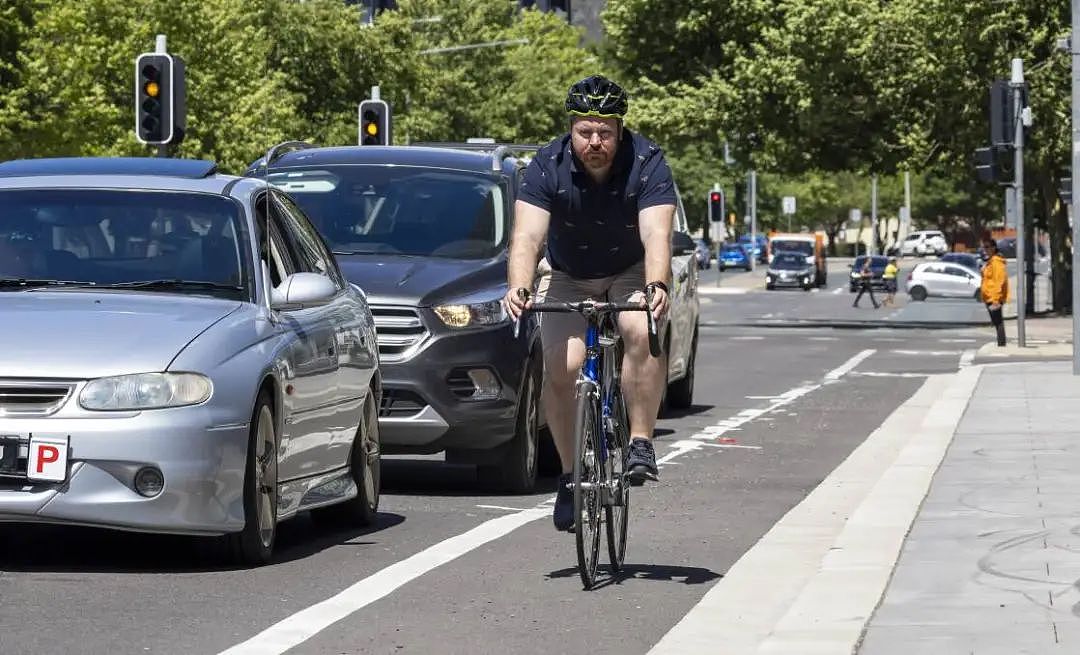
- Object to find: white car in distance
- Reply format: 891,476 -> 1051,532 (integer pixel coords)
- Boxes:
899,230 -> 949,257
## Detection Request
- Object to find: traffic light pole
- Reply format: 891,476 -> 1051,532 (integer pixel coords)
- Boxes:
1073,0 -> 1080,373
750,170 -> 758,272
1012,58 -> 1027,348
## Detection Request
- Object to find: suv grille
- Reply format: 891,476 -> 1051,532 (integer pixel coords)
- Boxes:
371,306 -> 429,362
0,381 -> 75,417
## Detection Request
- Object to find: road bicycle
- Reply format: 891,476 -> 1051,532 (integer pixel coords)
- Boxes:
517,288 -> 661,588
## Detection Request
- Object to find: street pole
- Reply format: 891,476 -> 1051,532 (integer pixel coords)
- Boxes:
1012,58 -> 1027,348
750,170 -> 758,272
871,175 -> 878,256
1072,1 -> 1080,372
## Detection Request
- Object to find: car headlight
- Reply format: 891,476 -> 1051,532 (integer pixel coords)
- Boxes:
80,372 -> 213,411
850,272 -> 860,279
433,299 -> 508,329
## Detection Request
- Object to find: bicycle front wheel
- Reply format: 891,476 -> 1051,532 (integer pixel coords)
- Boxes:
605,387 -> 630,572
573,390 -> 603,590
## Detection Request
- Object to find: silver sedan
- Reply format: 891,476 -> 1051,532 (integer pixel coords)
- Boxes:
0,156 -> 381,565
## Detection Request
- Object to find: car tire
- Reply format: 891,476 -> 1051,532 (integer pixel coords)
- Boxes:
910,285 -> 928,301
667,327 -> 697,410
850,285 -> 857,293
744,264 -> 752,272
312,385 -> 381,527
719,265 -> 726,272
766,283 -> 775,290
478,358 -> 540,493
224,389 -> 278,567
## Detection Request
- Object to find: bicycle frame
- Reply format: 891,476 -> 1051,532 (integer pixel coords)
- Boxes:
575,314 -> 621,501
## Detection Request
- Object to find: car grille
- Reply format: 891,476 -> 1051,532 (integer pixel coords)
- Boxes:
446,370 -> 475,398
0,381 -> 75,417
371,306 -> 430,362
379,389 -> 426,418
0,435 -> 29,481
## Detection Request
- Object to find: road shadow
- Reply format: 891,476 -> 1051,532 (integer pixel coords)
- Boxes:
381,458 -> 559,497
0,511 -> 405,574
545,563 -> 722,589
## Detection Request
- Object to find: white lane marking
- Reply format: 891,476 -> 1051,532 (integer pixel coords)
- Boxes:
832,287 -> 844,295
940,338 -> 977,343
891,349 -> 960,356
687,350 -> 876,444
731,335 -> 765,341
959,349 -> 976,368
873,337 -> 903,342
745,395 -> 778,400
475,505 -> 529,512
808,336 -> 839,342
219,351 -> 877,655
219,506 -> 550,655
824,349 -> 875,380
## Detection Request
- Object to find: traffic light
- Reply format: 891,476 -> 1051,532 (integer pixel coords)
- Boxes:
135,52 -> 185,146
974,145 -> 1015,185
359,99 -> 391,146
709,190 -> 724,222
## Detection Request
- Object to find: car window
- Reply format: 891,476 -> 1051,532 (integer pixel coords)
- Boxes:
0,188 -> 249,297
253,193 -> 297,288
273,192 -> 343,288
268,166 -> 507,260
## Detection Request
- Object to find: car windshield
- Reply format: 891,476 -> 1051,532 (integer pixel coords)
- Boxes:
0,189 -> 249,297
771,253 -> 807,269
771,239 -> 813,256
721,244 -> 744,254
268,166 -> 508,260
853,256 -> 887,270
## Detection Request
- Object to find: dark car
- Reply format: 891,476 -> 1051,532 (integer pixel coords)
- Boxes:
849,255 -> 889,292
766,250 -> 815,290
248,143 -> 700,492
939,252 -> 982,273
738,233 -> 768,263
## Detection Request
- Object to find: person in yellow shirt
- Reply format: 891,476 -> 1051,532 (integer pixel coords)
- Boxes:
882,258 -> 899,307
980,238 -> 1009,347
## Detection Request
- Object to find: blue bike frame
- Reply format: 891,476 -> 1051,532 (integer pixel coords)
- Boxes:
581,321 -> 614,464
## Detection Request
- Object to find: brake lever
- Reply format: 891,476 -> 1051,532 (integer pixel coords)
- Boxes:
512,288 -> 530,340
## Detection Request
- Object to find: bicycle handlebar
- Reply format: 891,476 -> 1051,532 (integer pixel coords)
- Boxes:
512,288 -> 662,358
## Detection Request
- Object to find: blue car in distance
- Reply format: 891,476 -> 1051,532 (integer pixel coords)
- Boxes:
738,234 -> 768,263
718,242 -> 752,271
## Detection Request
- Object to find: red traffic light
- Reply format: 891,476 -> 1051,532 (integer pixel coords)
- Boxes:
710,192 -> 721,202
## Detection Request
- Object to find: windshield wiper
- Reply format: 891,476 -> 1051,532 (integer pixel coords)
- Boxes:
0,278 -> 97,289
97,279 -> 244,292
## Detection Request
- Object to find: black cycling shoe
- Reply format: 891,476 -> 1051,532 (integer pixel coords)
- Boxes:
626,438 -> 659,486
552,473 -> 574,532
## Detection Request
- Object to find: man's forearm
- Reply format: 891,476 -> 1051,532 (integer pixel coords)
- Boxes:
644,235 -> 671,287
508,234 -> 544,292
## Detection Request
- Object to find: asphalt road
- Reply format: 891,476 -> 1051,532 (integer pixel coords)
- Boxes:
0,276 -> 988,655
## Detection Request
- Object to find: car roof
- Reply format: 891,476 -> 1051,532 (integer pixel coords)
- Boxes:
251,145 -> 521,177
0,157 -> 237,194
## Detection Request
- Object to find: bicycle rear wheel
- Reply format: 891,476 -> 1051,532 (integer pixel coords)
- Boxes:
573,390 -> 603,589
605,386 -> 630,572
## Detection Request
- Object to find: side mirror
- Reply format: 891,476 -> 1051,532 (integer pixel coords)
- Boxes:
271,272 -> 337,309
671,231 -> 696,256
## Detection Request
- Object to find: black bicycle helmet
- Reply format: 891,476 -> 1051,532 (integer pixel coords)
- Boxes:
565,75 -> 628,118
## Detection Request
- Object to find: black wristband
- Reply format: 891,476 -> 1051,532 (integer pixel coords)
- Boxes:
646,281 -> 669,295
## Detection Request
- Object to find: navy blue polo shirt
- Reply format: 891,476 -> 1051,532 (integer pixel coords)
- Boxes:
517,128 -> 677,279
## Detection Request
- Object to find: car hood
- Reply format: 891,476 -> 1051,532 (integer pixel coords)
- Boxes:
337,254 -> 506,306
0,292 -> 242,378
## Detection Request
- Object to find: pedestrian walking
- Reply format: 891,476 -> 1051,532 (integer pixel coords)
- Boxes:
853,259 -> 879,309
881,257 -> 899,307
980,238 -> 1008,347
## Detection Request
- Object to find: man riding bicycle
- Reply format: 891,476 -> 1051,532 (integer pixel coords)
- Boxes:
504,75 -> 677,532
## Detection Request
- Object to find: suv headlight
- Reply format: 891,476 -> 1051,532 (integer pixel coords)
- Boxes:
433,299 -> 508,329
80,372 -> 213,411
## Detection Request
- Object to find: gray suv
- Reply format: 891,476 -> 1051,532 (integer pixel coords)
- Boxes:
248,143 -> 699,492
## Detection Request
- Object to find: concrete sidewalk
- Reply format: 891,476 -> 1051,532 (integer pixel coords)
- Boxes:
975,315 -> 1074,363
859,362 -> 1080,654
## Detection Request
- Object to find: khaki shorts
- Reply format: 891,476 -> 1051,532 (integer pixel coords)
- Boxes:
533,259 -> 647,353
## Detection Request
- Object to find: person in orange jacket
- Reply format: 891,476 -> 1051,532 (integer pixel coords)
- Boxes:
980,238 -> 1008,347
